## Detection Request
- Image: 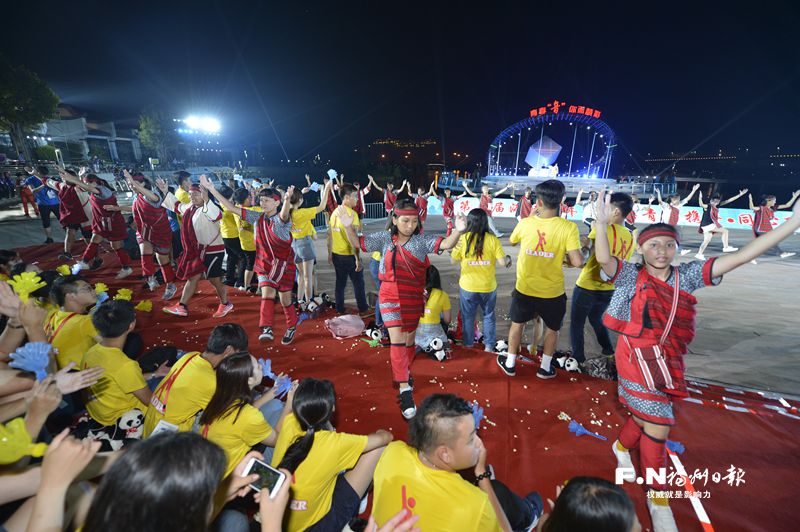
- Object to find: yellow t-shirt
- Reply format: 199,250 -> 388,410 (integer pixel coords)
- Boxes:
220,206 -> 239,239
204,403 -> 274,477
142,352 -> 215,437
576,224 -> 635,292
81,344 -> 147,426
175,187 -> 190,204
372,441 -> 502,532
329,206 -> 359,256
234,205 -> 261,252
371,252 -> 381,261
291,207 -> 318,239
46,311 -> 98,369
271,414 -> 368,532
419,288 -> 451,325
510,215 -> 581,298
451,233 -> 506,293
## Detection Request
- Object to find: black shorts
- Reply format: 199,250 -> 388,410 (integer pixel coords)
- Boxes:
305,474 -> 360,532
63,223 -> 82,230
242,250 -> 256,270
204,252 -> 225,279
39,203 -> 60,228
509,290 -> 567,331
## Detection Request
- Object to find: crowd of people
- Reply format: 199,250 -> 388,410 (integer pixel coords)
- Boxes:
1,163 -> 799,532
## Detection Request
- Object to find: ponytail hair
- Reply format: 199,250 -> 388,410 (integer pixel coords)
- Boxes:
277,378 -> 336,473
199,352 -> 255,427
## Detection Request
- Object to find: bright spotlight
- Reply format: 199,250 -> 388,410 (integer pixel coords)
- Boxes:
183,115 -> 221,133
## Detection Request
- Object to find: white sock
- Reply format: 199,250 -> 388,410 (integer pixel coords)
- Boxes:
505,353 -> 517,368
541,355 -> 553,371
399,384 -> 412,393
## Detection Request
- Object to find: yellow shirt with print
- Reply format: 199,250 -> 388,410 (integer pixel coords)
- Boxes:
419,288 -> 451,325
451,233 -> 506,293
372,441 -> 502,532
204,403 -> 273,477
174,187 -> 191,221
81,344 -> 147,426
576,224 -> 634,292
291,207 -> 318,240
47,311 -> 97,369
220,206 -> 239,239
271,413 -> 368,532
143,352 -> 215,437
329,206 -> 359,256
234,205 -> 261,252
510,215 -> 581,298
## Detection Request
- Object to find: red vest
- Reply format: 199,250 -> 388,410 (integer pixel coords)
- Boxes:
133,195 -> 172,248
415,195 -> 428,221
480,195 -> 492,217
254,213 -> 294,274
518,196 -> 532,218
57,184 -> 87,225
442,196 -> 455,218
753,206 -> 773,233
603,267 -> 699,397
384,190 -> 397,212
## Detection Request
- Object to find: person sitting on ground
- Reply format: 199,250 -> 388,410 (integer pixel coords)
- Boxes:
371,393 -> 543,532
142,323 -> 249,437
414,265 -> 451,357
79,300 -> 168,450
273,378 -> 393,532
26,431 -> 291,532
200,352 -> 290,475
537,476 -> 640,532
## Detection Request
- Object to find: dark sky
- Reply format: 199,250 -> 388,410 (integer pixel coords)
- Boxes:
4,1 -> 800,162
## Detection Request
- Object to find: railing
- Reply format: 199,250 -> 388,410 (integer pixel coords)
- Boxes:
310,203 -> 386,230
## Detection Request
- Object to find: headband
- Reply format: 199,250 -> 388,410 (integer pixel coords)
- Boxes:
259,191 -> 281,201
393,208 -> 419,217
637,227 -> 680,246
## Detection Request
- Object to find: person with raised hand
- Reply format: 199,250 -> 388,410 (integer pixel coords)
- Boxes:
156,175 -> 233,319
336,198 -> 464,418
202,174 -> 300,345
592,189 -> 800,532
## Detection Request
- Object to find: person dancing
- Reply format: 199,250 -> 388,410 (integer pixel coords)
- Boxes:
592,190 -> 800,532
747,189 -> 799,262
694,188 -> 747,260
336,198 -> 464,418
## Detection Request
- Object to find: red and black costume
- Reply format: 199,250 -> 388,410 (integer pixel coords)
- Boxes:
479,194 -> 493,217
54,182 -> 88,228
383,189 -> 397,213
81,179 -> 132,268
604,252 -> 721,490
441,195 -> 455,236
361,226 -> 443,382
753,205 -> 774,235
240,206 -> 298,329
518,195 -> 532,219
132,188 -> 175,283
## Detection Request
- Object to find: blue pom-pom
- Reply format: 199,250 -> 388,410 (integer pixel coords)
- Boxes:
666,440 -> 685,454
259,359 -> 276,379
9,342 -> 52,381
472,401 -> 485,430
273,375 -> 292,399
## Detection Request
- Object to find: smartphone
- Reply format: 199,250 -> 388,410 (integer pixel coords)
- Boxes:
242,458 -> 286,498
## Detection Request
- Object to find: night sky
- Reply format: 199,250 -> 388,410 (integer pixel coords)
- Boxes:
4,1 -> 799,162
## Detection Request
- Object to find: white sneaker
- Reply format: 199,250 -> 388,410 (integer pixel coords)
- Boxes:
750,259 -> 758,265
680,249 -> 691,256
612,441 -> 636,482
694,252 -> 706,260
722,246 -> 738,252
73,260 -> 89,273
115,267 -> 133,279
146,276 -> 159,291
647,495 -> 679,532
780,252 -> 796,259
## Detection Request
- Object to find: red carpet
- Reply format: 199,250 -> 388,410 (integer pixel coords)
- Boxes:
20,243 -> 800,531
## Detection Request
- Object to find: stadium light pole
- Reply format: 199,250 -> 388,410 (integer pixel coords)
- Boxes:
568,123 -> 577,176
587,132 -> 597,178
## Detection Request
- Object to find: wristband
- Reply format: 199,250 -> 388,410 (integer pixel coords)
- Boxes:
473,470 -> 492,485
